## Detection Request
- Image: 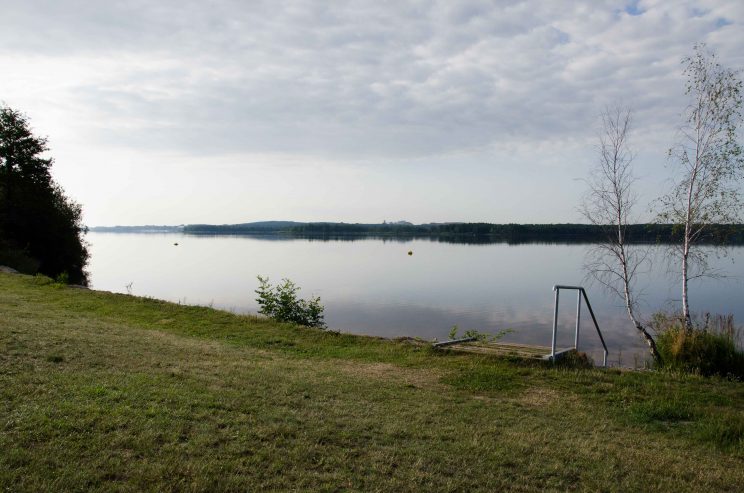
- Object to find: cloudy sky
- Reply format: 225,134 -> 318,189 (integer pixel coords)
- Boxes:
1,0 -> 742,226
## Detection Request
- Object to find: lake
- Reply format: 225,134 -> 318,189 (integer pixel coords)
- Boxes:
87,232 -> 744,366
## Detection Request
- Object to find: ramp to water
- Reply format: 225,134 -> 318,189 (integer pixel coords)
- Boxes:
435,341 -> 571,360
431,284 -> 609,366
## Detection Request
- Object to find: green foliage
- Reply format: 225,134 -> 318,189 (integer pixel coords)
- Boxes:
448,324 -> 512,342
656,45 -> 744,321
55,272 -> 69,285
0,106 -> 89,284
554,350 -> 594,369
658,44 -> 744,229
3,271 -> 744,490
255,275 -> 326,328
652,312 -> 744,378
32,273 -> 54,286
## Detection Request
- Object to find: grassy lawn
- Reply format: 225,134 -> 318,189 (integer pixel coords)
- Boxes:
1,272 -> 743,492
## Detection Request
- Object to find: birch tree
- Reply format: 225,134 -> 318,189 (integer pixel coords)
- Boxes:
658,44 -> 743,326
581,105 -> 660,363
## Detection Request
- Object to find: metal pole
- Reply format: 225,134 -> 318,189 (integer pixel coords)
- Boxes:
551,287 -> 559,360
581,288 -> 609,368
574,290 -> 581,350
581,291 -> 607,352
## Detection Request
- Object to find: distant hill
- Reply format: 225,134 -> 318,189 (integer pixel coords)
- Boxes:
89,225 -> 184,233
90,221 -> 303,234
228,221 -> 305,229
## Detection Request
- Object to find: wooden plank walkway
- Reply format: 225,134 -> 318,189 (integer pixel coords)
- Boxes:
436,341 -> 568,360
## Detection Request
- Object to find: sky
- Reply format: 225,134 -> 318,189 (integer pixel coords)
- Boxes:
1,0 -> 742,226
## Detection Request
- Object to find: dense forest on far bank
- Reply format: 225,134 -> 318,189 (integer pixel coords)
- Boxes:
173,222 -> 744,244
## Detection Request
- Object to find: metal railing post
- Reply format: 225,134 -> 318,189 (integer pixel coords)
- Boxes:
579,288 -> 609,368
551,286 -> 559,360
551,285 -> 609,368
574,290 -> 581,350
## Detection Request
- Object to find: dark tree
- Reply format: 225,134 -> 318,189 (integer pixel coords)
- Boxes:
0,105 -> 89,284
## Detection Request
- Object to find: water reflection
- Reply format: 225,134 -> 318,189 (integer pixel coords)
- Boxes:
87,232 -> 744,366
183,232 -> 642,245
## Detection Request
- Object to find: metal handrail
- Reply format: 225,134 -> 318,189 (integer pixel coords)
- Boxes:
551,285 -> 608,367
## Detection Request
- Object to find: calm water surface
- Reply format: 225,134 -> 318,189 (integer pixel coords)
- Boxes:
87,232 -> 744,366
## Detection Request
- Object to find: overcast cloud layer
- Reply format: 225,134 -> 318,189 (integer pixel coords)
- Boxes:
1,0 -> 742,225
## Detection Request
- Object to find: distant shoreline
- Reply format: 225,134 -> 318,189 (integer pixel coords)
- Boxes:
88,222 -> 744,245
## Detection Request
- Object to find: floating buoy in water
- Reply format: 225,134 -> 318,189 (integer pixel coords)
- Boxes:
408,250 -> 413,256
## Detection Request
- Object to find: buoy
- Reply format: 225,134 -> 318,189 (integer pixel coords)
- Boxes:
408,250 -> 413,256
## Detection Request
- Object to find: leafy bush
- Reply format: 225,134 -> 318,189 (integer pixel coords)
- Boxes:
554,350 -> 594,369
255,276 -> 326,328
652,312 -> 744,379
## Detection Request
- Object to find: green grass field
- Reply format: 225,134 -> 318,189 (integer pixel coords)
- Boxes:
1,272 -> 743,492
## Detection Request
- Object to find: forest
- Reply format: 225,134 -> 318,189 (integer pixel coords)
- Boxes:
181,221 -> 744,244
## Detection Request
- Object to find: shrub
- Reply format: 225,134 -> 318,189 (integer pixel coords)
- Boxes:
255,276 -> 326,328
652,312 -> 744,379
554,350 -> 594,369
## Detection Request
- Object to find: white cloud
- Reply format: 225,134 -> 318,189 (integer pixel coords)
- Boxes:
0,0 -> 741,224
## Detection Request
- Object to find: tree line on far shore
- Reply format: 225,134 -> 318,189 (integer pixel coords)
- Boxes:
182,221 -> 744,244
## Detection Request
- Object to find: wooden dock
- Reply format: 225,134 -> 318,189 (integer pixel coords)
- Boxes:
435,341 -> 570,360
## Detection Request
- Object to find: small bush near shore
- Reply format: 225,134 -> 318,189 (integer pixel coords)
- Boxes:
555,349 -> 594,369
652,313 -> 744,379
255,275 -> 326,328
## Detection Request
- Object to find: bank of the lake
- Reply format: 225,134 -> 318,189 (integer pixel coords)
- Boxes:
86,232 -> 744,365
1,271 -> 743,491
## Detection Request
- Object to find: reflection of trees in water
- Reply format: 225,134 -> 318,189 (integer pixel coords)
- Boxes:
183,222 -> 744,245
181,231 -> 744,246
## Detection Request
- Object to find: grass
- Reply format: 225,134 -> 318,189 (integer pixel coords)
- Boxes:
653,312 -> 744,378
1,272 -> 743,491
